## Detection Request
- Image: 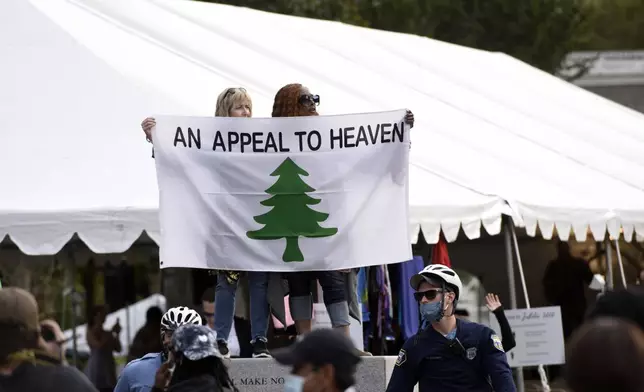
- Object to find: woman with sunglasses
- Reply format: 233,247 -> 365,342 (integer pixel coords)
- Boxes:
140,88 -> 273,359
386,264 -> 516,392
271,84 -> 414,352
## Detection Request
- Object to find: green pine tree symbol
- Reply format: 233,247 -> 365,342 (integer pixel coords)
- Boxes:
246,157 -> 338,262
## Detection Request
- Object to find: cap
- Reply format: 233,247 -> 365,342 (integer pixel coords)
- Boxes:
171,324 -> 221,361
272,329 -> 360,368
0,287 -> 40,332
588,287 -> 644,331
40,319 -> 67,343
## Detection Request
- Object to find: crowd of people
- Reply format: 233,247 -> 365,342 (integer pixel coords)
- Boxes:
1,262 -> 643,392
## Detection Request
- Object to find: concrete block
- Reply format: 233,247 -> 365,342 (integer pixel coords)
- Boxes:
226,356 -> 388,391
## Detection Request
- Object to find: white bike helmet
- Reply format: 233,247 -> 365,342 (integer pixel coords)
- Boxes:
161,306 -> 203,332
410,264 -> 463,300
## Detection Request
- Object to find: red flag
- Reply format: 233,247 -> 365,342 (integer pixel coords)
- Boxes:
431,232 -> 452,267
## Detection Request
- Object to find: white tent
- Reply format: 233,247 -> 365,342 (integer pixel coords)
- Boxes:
2,0 -> 644,255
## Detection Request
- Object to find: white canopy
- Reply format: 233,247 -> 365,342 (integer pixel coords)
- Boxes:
2,0 -> 644,255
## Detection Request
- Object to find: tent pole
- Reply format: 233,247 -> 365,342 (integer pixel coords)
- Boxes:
509,220 -> 551,392
126,301 -> 131,358
605,239 -> 614,290
503,219 -> 524,392
68,247 -> 79,368
509,221 -> 530,307
614,240 -> 627,288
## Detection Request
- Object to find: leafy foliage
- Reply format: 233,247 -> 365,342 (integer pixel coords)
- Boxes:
581,0 -> 644,50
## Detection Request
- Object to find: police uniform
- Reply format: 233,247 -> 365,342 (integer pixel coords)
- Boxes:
386,318 -> 516,392
114,352 -> 163,392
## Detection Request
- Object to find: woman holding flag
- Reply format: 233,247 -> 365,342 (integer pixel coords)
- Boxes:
141,87 -> 273,359
271,83 -> 415,353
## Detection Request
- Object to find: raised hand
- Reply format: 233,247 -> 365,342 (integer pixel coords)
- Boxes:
485,293 -> 502,312
405,110 -> 414,128
141,117 -> 156,142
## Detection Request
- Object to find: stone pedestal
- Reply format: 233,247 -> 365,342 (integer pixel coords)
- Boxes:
226,356 -> 389,391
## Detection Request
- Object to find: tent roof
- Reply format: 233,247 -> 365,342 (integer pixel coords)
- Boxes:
2,0 -> 644,255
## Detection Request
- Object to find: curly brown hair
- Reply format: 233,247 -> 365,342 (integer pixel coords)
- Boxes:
272,83 -> 303,117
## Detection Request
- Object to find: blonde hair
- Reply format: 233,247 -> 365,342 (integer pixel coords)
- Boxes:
215,87 -> 252,117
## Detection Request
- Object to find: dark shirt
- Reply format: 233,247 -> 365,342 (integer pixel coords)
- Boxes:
0,359 -> 97,392
543,256 -> 593,315
167,374 -> 230,392
386,319 -> 516,392
128,325 -> 163,363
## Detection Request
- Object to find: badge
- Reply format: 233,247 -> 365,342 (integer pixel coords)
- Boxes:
395,349 -> 407,367
491,334 -> 504,352
466,347 -> 477,360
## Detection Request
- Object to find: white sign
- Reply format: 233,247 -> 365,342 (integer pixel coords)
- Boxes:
490,306 -> 565,367
153,111 -> 411,271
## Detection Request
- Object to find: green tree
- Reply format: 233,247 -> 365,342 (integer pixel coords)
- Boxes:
385,0 -> 597,74
247,157 -> 337,262
581,0 -> 644,50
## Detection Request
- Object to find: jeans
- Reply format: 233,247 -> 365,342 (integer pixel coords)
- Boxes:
287,271 -> 350,328
214,271 -> 269,343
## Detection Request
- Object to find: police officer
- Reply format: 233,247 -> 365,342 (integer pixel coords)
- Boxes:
386,265 -> 516,392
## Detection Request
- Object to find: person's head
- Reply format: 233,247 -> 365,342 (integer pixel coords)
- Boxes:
160,307 -> 203,361
0,288 -> 41,366
556,240 -> 572,259
215,87 -> 252,118
40,319 -> 67,361
169,324 -> 237,391
566,318 -> 644,392
273,329 -> 361,392
587,287 -> 644,331
87,305 -> 107,329
146,306 -> 163,326
410,265 -> 462,324
200,287 -> 215,329
272,83 -> 320,118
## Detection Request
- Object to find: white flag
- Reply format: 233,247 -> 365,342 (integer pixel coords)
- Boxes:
154,110 -> 411,271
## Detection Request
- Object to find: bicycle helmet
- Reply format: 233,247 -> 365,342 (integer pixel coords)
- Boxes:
161,306 -> 203,332
410,264 -> 463,300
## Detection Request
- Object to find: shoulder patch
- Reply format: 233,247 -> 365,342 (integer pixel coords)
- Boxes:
491,334 -> 504,352
395,349 -> 407,367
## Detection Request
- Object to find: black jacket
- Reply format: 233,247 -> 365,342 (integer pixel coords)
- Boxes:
0,357 -> 97,392
167,374 -> 232,392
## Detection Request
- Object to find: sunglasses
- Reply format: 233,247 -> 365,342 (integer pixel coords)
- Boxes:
413,289 -> 443,302
299,94 -> 320,106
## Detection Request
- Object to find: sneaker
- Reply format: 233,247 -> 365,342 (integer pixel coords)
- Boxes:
217,340 -> 231,359
356,348 -> 372,357
252,339 -> 271,358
